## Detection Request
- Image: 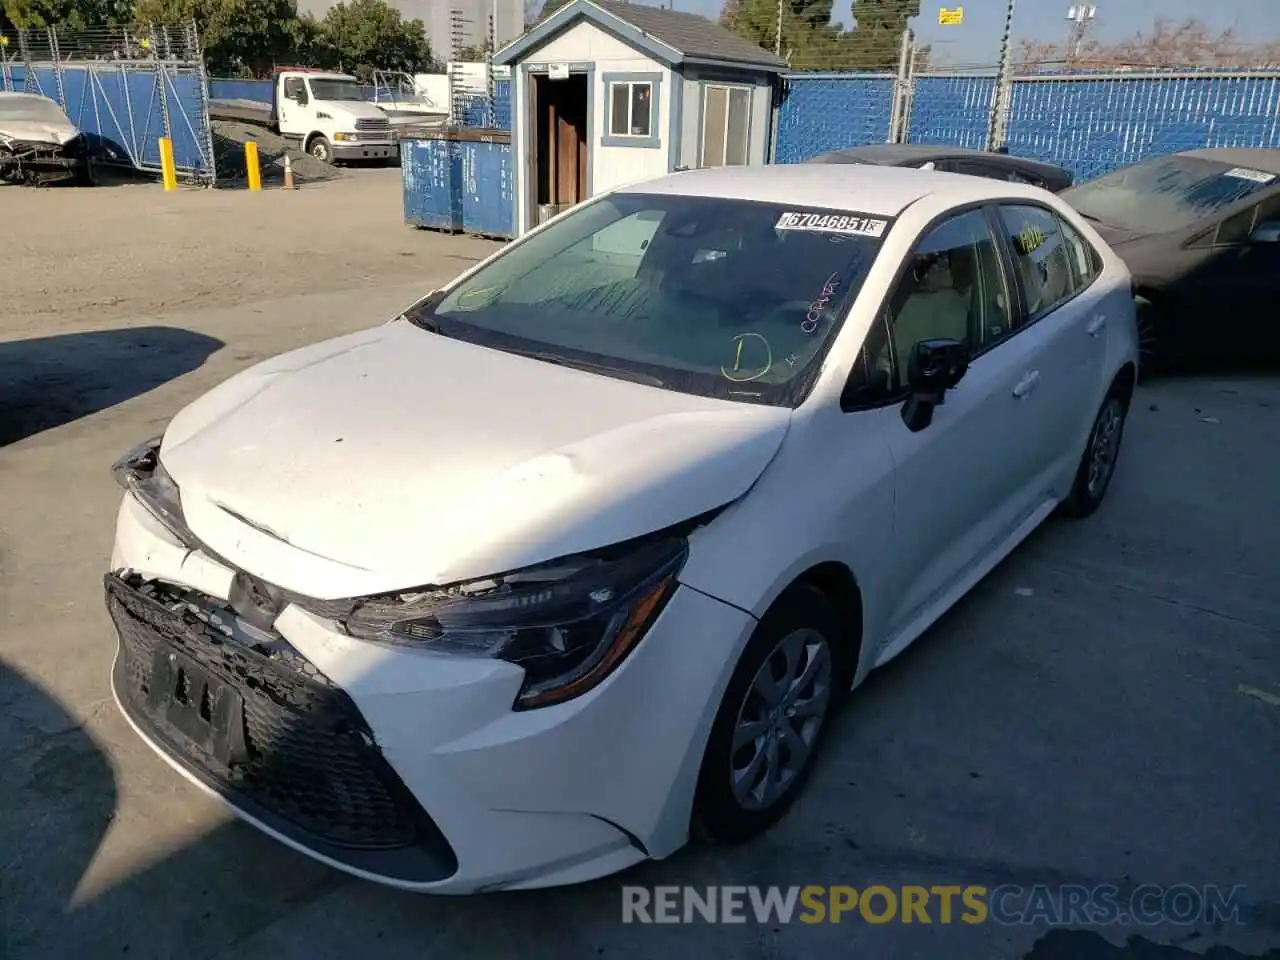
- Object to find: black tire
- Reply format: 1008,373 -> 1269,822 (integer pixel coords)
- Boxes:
1059,383 -> 1131,519
308,136 -> 333,164
693,583 -> 845,843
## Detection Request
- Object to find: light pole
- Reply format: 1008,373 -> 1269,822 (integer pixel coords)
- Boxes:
1066,5 -> 1096,63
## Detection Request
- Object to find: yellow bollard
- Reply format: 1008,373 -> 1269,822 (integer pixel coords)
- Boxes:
158,136 -> 177,192
244,141 -> 262,191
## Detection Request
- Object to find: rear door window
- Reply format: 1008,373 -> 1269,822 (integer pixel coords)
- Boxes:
996,205 -> 1082,319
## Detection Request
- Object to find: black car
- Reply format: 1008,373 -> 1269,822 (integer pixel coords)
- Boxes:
804,143 -> 1074,193
1060,148 -> 1280,374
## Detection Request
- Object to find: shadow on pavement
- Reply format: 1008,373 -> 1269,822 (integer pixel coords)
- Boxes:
0,659 -> 117,958
0,326 -> 223,446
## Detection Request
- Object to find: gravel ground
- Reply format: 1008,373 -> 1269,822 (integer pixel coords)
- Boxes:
0,168 -> 500,340
210,120 -> 344,184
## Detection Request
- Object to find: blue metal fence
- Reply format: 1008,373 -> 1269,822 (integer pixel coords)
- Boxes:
774,73 -> 894,163
6,61 -> 212,176
907,74 -> 994,150
776,69 -> 1280,179
1006,73 -> 1280,181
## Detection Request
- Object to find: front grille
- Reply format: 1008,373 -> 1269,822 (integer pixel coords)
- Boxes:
106,574 -> 439,853
355,117 -> 390,131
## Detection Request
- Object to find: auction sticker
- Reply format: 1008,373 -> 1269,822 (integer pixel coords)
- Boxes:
776,211 -> 890,237
1222,166 -> 1276,184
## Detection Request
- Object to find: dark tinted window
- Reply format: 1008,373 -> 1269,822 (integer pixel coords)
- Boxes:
1062,156 -> 1278,234
421,193 -> 888,407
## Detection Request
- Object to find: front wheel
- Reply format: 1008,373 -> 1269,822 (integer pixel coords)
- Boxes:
308,136 -> 333,164
693,584 -> 844,843
1059,388 -> 1130,519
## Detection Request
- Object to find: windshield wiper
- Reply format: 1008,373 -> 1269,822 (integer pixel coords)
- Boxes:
508,348 -> 667,388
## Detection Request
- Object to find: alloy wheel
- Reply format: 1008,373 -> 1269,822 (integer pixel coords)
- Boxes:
1086,397 -> 1125,499
730,627 -> 833,811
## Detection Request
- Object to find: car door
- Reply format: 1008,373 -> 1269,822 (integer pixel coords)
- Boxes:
990,203 -> 1110,481
845,207 -> 1056,642
1179,190 -> 1280,357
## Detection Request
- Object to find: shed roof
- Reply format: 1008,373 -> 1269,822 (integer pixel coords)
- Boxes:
493,0 -> 788,72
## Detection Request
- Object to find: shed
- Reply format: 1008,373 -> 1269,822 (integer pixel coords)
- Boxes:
493,0 -> 787,234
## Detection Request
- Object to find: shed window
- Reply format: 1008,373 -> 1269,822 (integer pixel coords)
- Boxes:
700,84 -> 751,167
608,80 -> 653,138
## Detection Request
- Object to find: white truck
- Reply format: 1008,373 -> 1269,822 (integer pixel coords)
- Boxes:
270,69 -> 397,164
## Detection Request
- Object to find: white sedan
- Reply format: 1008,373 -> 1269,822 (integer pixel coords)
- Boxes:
106,164 -> 1138,893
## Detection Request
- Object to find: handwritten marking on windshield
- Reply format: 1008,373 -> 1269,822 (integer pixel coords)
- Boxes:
722,332 -> 773,383
803,273 -> 842,333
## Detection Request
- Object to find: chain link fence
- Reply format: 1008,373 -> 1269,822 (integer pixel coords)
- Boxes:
1,21 -> 216,183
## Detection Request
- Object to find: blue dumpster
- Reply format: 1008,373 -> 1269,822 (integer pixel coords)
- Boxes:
457,130 -> 514,240
402,128 -> 514,239
402,133 -> 461,232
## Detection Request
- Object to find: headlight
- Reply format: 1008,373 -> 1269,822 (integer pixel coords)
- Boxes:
343,537 -> 687,710
111,435 -> 189,543
334,132 -> 357,141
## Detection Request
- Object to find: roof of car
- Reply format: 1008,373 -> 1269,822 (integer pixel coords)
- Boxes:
1177,148 -> 1280,175
809,143 -> 1069,174
621,163 -> 1032,217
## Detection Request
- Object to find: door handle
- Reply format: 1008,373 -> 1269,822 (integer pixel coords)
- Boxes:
1012,369 -> 1041,398
1087,314 -> 1107,337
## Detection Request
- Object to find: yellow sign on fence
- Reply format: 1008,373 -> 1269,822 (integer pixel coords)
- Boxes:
938,6 -> 964,25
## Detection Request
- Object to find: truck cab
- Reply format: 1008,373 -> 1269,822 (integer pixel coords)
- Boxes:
271,69 -> 396,164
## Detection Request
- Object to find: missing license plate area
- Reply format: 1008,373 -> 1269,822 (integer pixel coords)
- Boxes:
147,646 -> 249,766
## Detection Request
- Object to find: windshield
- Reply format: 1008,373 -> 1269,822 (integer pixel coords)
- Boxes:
0,95 -> 71,125
309,79 -> 366,101
1062,156 -> 1278,235
410,193 -> 891,406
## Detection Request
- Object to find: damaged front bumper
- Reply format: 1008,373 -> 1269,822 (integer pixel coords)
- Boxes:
0,134 -> 90,185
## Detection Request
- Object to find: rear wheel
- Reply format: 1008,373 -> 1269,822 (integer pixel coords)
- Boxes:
1060,382 -> 1131,519
693,584 -> 844,843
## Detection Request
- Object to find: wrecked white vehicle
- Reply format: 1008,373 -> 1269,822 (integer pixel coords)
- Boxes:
0,91 -> 94,185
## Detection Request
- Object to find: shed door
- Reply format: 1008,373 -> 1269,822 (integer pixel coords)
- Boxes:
700,84 -> 751,167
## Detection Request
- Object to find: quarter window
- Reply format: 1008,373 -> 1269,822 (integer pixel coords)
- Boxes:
996,205 -> 1079,318
1059,218 -> 1101,288
607,80 -> 654,138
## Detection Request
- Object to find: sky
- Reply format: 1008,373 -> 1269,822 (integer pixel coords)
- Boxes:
670,0 -> 1280,65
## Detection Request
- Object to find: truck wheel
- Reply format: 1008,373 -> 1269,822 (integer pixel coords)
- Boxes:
308,136 -> 333,164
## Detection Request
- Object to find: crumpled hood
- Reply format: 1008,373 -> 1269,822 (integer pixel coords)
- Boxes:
160,319 -> 791,598
0,118 -> 79,145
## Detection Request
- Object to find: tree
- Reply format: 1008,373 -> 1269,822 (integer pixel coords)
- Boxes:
538,0 -> 570,22
134,0 -> 298,74
322,0 -> 434,80
1016,16 -> 1280,72
719,0 -> 917,71
456,35 -> 491,60
3,0 -> 131,30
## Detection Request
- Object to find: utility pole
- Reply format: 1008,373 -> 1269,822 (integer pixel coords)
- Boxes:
775,0 -> 783,56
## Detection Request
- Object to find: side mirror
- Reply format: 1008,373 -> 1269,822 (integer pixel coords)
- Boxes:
1249,220 -> 1280,244
901,338 -> 969,432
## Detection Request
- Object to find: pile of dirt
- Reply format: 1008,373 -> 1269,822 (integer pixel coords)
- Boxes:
211,120 -> 341,186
